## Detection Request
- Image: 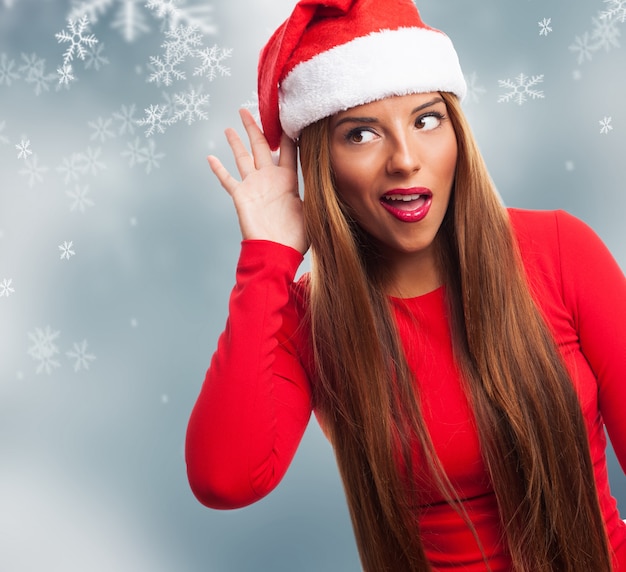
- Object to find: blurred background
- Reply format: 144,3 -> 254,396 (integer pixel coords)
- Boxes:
0,1 -> 624,570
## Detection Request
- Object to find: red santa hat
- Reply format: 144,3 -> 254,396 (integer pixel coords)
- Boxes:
258,0 -> 467,150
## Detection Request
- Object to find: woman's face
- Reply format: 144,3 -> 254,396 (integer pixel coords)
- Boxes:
329,92 -> 457,266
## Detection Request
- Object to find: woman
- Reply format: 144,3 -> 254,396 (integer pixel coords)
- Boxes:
185,0 -> 626,569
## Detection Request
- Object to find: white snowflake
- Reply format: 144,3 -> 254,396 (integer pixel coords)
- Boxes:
497,73 -> 545,105
538,17 -> 553,36
600,116 -> 614,134
139,139 -> 165,173
148,50 -> 186,86
112,103 -> 137,135
193,44 -> 232,81
122,137 -> 146,167
56,153 -> 84,184
27,326 -> 61,375
15,139 -> 32,160
0,53 -> 20,86
84,42 -> 109,70
163,25 -> 203,59
111,0 -> 150,42
66,340 -> 96,372
0,278 -> 15,297
57,63 -> 76,86
0,120 -> 8,144
591,14 -> 621,51
19,154 -> 48,187
69,0 -> 151,42
77,146 -> 106,175
145,0 -> 180,20
241,91 -> 260,123
19,53 -> 56,95
67,184 -> 95,212
122,138 -> 165,173
463,72 -> 487,104
55,16 -> 99,65
88,116 -> 115,142
601,0 -> 626,23
569,32 -> 596,64
136,104 -> 172,136
173,86 -> 209,125
168,3 -> 216,35
59,240 -> 76,260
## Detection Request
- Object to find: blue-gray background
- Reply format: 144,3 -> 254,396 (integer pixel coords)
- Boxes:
0,1 -> 624,570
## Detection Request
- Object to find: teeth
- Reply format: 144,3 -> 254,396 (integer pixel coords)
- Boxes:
385,194 -> 423,201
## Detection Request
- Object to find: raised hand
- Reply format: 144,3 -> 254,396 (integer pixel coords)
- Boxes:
207,108 -> 308,255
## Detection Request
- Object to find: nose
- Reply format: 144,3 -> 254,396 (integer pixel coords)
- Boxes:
386,131 -> 421,176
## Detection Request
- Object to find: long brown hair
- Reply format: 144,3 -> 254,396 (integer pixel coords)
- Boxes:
298,91 -> 613,571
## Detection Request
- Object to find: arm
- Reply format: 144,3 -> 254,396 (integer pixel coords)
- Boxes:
186,109 -> 312,509
556,210 -> 626,474
185,240 -> 312,509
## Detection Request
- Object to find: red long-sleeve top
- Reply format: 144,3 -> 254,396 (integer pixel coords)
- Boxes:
186,209 -> 626,570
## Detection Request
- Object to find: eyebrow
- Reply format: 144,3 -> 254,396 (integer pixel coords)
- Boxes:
332,96 -> 445,129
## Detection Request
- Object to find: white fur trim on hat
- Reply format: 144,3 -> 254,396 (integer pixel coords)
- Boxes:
278,26 -> 467,140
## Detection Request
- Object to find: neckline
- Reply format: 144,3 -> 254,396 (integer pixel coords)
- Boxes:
388,284 -> 445,303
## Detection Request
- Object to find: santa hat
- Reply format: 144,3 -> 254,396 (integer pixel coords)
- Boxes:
258,0 -> 467,150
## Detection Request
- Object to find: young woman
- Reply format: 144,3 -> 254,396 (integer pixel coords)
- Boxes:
185,0 -> 626,569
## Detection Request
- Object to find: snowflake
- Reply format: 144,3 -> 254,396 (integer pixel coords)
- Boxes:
569,32 -> 595,64
56,153 -> 84,184
27,326 -> 61,375
69,0 -> 151,42
15,139 -> 32,160
241,91 -> 260,123
163,25 -> 203,59
84,42 -> 109,70
497,73 -> 545,105
173,86 -> 209,125
0,278 -> 15,297
136,104 -> 173,136
599,116 -> 614,134
88,116 -> 115,142
0,120 -> 8,144
123,138 -> 165,173
19,154 -> 48,187
601,0 -> 626,23
67,184 -> 95,212
55,16 -> 99,65
591,15 -> 621,52
139,139 -> 165,173
122,137 -> 146,167
59,240 -> 76,260
193,44 -> 232,81
57,63 -> 76,86
538,17 -> 553,36
66,340 -> 96,372
148,51 -> 186,86
111,0 -> 150,42
19,53 -> 56,95
77,146 -> 106,175
146,0 -> 180,19
112,104 -> 137,135
463,72 -> 487,104
0,53 -> 20,86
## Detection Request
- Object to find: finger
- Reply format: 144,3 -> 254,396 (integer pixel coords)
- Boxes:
223,127 -> 256,179
207,155 -> 239,196
239,108 -> 275,170
277,132 -> 297,172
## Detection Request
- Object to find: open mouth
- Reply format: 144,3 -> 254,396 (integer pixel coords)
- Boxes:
380,188 -> 433,222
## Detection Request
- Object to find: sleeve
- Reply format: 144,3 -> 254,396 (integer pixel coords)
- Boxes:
556,210 -> 626,474
185,240 -> 313,509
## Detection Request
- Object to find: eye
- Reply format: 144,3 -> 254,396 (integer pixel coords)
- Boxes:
345,128 -> 377,144
416,112 -> 444,131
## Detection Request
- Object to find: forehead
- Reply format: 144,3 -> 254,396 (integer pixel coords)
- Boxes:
332,92 -> 444,122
